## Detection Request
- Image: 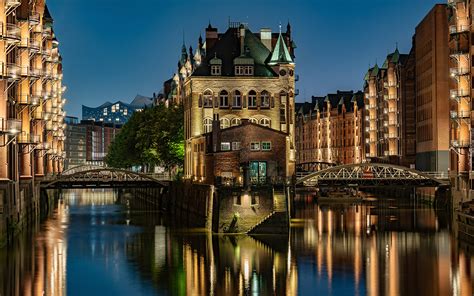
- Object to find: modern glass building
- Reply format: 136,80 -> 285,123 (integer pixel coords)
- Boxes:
82,94 -> 153,124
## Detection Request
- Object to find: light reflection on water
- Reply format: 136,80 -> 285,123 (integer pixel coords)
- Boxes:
0,190 -> 473,296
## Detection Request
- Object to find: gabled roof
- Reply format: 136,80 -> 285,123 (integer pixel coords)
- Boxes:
268,32 -> 294,65
191,27 -> 279,77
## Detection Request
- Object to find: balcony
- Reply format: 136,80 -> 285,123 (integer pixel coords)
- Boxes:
42,47 -> 52,57
1,23 -> 21,42
450,67 -> 469,77
5,63 -> 20,79
383,82 -> 397,89
0,118 -> 22,134
367,104 -> 377,109
450,89 -> 470,100
31,110 -> 43,120
29,38 -> 40,52
29,12 -> 40,25
37,142 -> 50,150
17,95 -> 39,106
388,108 -> 397,113
17,133 -> 40,144
451,140 -> 470,148
450,110 -> 470,119
45,121 -> 57,131
388,120 -> 398,127
388,133 -> 398,139
5,0 -> 21,8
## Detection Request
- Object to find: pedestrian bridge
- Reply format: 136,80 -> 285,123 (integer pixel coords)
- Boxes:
296,163 -> 450,188
42,167 -> 169,189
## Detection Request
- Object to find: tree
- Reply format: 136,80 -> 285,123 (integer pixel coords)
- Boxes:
105,104 -> 184,174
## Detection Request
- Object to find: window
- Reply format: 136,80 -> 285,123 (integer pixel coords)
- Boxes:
203,91 -> 213,108
220,118 -> 230,129
235,65 -> 253,76
211,65 -> 221,75
249,118 -> 258,124
231,118 -> 241,126
262,141 -> 271,151
221,142 -> 231,151
219,90 -> 229,107
260,118 -> 271,127
248,90 -> 257,108
232,142 -> 241,150
260,91 -> 270,108
232,90 -> 242,107
203,118 -> 212,133
250,142 -> 260,151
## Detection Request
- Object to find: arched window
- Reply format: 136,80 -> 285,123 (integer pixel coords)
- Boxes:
203,118 -> 212,133
220,118 -> 230,129
219,90 -> 229,107
232,90 -> 241,108
260,118 -> 271,127
260,90 -> 270,108
249,118 -> 258,124
231,118 -> 241,126
203,90 -> 213,108
248,90 -> 257,108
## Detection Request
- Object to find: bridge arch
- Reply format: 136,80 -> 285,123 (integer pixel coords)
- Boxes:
43,168 -> 168,189
296,163 -> 449,187
61,165 -> 108,176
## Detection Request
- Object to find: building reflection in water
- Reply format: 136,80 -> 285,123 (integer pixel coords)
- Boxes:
1,190 -> 474,296
0,199 -> 68,296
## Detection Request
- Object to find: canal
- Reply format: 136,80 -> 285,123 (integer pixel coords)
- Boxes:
0,189 -> 473,295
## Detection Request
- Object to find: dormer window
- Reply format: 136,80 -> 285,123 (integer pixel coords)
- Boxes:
211,65 -> 221,75
210,54 -> 222,76
235,65 -> 253,76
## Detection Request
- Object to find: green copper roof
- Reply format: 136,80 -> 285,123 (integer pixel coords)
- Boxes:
370,64 -> 379,77
390,48 -> 400,63
268,33 -> 294,65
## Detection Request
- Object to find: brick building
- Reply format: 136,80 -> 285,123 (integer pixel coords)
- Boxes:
179,22 -> 297,184
295,91 -> 365,168
364,48 -> 417,167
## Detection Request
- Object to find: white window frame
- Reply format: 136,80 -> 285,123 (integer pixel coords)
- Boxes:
219,90 -> 229,107
221,142 -> 231,151
260,118 -> 271,127
203,91 -> 213,108
232,91 -> 242,107
211,65 -> 221,75
250,142 -> 260,151
260,91 -> 270,108
220,118 -> 230,129
248,91 -> 257,108
203,118 -> 212,133
232,142 -> 241,150
261,141 -> 271,151
231,118 -> 241,126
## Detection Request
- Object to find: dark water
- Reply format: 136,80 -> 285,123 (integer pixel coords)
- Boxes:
1,190 -> 473,296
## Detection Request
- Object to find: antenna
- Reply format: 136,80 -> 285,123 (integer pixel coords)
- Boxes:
279,22 -> 282,34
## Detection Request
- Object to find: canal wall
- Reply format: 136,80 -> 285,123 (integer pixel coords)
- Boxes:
0,180 -> 57,247
123,181 -> 289,234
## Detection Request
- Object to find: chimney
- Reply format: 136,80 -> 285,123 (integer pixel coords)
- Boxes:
206,23 -> 218,51
260,28 -> 272,50
239,24 -> 246,55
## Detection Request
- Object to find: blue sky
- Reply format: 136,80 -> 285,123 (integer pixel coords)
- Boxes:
47,0 -> 441,117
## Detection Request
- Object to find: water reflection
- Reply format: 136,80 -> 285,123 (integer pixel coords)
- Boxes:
0,190 -> 473,296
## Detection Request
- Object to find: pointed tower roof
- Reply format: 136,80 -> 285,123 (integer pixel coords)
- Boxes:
370,64 -> 379,77
268,30 -> 294,65
390,48 -> 400,63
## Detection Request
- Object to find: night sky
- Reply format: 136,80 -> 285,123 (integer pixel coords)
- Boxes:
47,0 -> 441,117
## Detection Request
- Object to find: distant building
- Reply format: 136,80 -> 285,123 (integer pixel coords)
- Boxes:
82,94 -> 153,124
64,118 -> 121,168
364,48 -> 417,167
64,116 -> 86,169
295,91 -> 365,167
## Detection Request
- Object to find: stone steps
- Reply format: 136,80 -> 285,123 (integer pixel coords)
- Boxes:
247,212 -> 289,235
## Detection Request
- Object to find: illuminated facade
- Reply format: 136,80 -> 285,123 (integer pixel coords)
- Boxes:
364,49 -> 416,167
295,91 -> 365,167
447,0 -> 474,198
181,22 -> 297,183
0,0 -> 66,244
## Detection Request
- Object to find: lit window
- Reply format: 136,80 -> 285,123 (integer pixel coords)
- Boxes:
124,109 -> 128,115
221,142 -> 231,151
232,90 -> 241,107
211,65 -> 221,75
203,90 -> 213,108
231,118 -> 241,126
248,90 -> 257,108
260,118 -> 271,127
220,118 -> 230,129
203,118 -> 212,133
250,142 -> 260,151
232,142 -> 241,150
260,91 -> 270,108
219,90 -> 229,107
262,142 -> 271,151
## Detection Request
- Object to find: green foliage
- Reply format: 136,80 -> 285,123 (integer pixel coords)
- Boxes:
105,104 -> 184,171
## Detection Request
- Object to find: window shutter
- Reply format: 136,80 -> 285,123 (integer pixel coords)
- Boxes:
199,94 -> 202,107
214,95 -> 219,108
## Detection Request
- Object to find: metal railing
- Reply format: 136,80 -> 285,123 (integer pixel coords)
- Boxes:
17,132 -> 40,144
451,140 -> 470,148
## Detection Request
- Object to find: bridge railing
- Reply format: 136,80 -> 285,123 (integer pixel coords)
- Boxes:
421,171 -> 449,180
